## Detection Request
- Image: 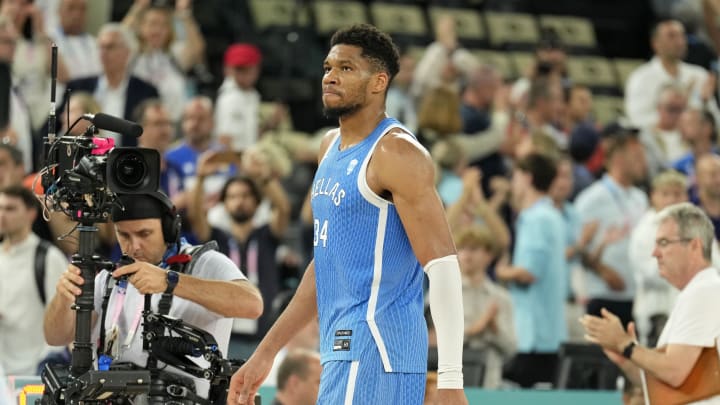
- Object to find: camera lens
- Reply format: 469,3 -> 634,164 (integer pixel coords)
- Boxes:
113,151 -> 147,188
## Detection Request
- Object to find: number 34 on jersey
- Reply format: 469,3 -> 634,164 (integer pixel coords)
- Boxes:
313,219 -> 329,247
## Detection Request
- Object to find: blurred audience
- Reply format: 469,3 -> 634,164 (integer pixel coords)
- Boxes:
50,0 -> 100,80
497,153 -> 567,388
639,83 -> 688,178
0,185 -> 67,375
629,169 -> 687,346
575,122 -> 648,327
122,0 -> 205,122
456,225 -> 516,389
672,107 -> 717,183
64,23 -> 158,147
625,19 -> 718,128
270,349 -> 321,405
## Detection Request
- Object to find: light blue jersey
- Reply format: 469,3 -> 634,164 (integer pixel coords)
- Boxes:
310,117 -> 427,377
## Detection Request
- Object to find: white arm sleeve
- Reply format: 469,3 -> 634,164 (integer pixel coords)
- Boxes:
424,255 -> 464,389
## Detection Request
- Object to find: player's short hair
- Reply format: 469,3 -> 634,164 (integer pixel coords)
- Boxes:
330,24 -> 400,82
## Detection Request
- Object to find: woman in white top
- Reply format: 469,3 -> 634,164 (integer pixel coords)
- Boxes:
122,0 -> 205,122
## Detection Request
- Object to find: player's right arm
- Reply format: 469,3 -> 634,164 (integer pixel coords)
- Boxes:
44,264 -> 98,346
227,260 -> 318,405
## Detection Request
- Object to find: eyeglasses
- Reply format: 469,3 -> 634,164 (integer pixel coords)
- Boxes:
655,238 -> 692,248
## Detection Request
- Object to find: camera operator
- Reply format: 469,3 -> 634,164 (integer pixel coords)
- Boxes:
43,190 -> 263,399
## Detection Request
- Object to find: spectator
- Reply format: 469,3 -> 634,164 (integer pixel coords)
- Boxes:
410,15 -> 479,102
673,108 -> 717,182
165,96 -> 232,201
0,185 -> 67,375
514,78 -> 566,151
639,83 -> 689,178
215,43 -> 275,152
386,51 -> 417,132
692,154 -> 720,239
50,0 -> 101,80
460,64 -> 508,187
455,225 -> 516,388
575,122 -> 649,327
0,15 -> 32,172
445,167 -> 511,253
1,0 -> 70,130
625,19 -> 717,128
122,0 -> 205,122
497,153 -> 567,388
581,203 -> 720,402
567,123 -> 601,199
629,170 -> 687,346
189,161 -> 291,358
64,23 -> 159,147
263,315 -> 319,388
510,28 -> 569,106
60,91 -> 99,136
271,349 -> 321,405
564,84 -> 594,131
133,99 -> 184,203
431,137 -> 466,206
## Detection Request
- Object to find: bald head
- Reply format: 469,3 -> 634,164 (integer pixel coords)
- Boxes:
181,97 -> 214,146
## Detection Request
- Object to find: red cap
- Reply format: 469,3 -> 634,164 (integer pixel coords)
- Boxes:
224,43 -> 262,67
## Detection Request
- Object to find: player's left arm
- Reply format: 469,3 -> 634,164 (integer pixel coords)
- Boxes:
372,131 -> 468,403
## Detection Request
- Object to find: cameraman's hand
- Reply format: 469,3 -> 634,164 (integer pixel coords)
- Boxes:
227,352 -> 274,405
56,264 -> 84,302
113,262 -> 168,294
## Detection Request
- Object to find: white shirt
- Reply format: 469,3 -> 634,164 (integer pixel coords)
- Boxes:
575,175 -> 648,300
625,57 -> 714,128
629,209 -> 679,345
215,78 -> 260,151
9,84 -> 33,173
92,250 -> 245,397
132,50 -> 187,122
94,75 -> 128,144
51,30 -> 101,80
655,267 -> 720,404
0,233 -> 68,375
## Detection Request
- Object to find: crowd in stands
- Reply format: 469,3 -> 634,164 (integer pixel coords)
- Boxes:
4,0 -> 720,401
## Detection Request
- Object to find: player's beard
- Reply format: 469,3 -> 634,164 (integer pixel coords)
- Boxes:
323,103 -> 362,119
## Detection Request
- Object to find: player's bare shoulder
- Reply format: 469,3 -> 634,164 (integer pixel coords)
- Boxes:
370,128 -> 435,193
374,128 -> 433,169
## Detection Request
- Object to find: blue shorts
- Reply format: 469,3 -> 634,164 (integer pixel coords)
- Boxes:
317,350 -> 426,405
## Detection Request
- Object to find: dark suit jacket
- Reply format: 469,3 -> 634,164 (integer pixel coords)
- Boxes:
64,75 -> 159,147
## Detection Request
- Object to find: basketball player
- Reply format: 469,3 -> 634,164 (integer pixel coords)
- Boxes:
227,24 -> 468,405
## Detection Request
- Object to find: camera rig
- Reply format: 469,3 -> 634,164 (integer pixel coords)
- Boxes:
37,45 -> 250,405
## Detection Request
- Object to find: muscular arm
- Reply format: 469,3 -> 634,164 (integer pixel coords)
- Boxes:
371,131 -> 465,393
370,132 -> 456,263
252,260 -> 318,358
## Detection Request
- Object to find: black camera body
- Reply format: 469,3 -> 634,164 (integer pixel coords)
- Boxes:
42,130 -> 161,223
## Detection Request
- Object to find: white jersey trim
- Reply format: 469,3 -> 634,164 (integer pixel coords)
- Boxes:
319,131 -> 342,164
357,123 -> 407,208
344,360 -> 360,405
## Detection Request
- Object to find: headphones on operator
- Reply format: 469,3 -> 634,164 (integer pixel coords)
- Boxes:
111,191 -> 181,245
